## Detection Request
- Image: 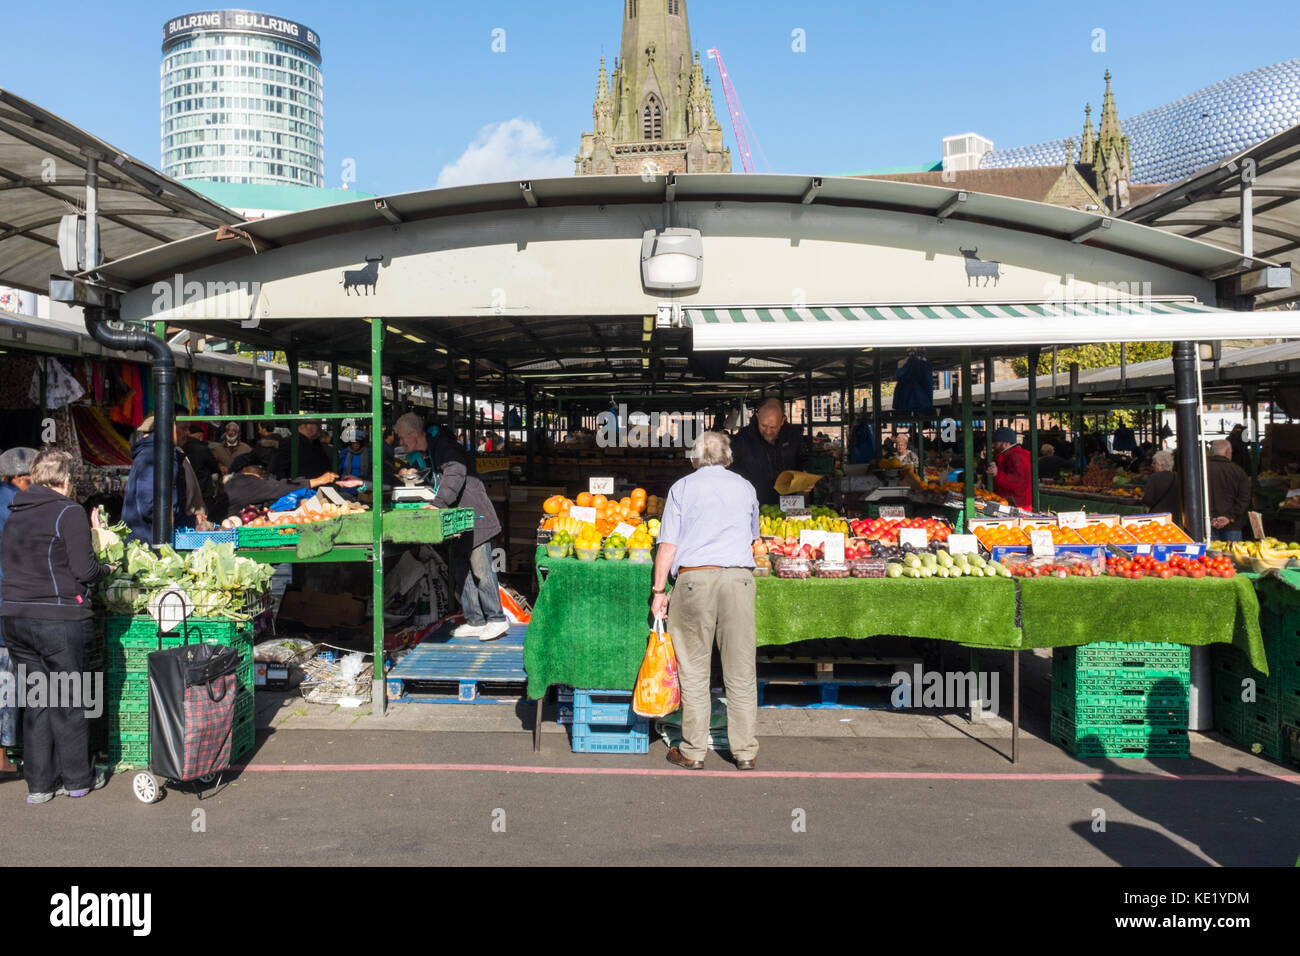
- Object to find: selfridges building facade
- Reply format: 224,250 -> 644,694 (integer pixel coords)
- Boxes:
982,59 -> 1300,184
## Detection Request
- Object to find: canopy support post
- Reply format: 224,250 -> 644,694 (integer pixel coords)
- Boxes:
525,384 -> 535,482
1028,348 -> 1040,512
961,348 -> 976,528
288,345 -> 300,478
446,352 -> 456,433
370,317 -> 386,716
469,357 -> 479,451
872,357 -> 882,463
1173,342 -> 1207,540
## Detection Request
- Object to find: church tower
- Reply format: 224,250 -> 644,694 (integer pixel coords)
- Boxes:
576,0 -> 731,176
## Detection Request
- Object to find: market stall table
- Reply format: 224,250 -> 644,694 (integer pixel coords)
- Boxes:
525,547 -> 1269,759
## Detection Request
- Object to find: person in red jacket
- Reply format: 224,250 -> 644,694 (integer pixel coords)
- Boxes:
987,427 -> 1032,509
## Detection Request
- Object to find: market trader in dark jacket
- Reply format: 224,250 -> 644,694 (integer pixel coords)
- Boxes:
0,446 -> 35,777
270,420 -> 334,481
224,453 -> 345,515
1,449 -> 112,803
729,398 -> 809,507
393,412 -> 507,642
1208,439 -> 1252,541
123,413 -> 210,543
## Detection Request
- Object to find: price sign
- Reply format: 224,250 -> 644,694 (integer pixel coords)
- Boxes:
899,528 -> 928,549
1029,529 -> 1055,557
780,495 -> 806,512
570,506 -> 597,524
1057,511 -> 1086,529
1248,511 -> 1265,541
948,534 -> 978,555
613,522 -> 637,538
879,505 -> 906,519
477,456 -> 509,475
799,529 -> 828,550
1135,544 -> 1152,555
589,476 -> 615,495
997,504 -> 1014,516
823,532 -> 846,563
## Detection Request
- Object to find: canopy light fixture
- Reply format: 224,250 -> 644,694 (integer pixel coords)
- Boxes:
641,227 -> 703,292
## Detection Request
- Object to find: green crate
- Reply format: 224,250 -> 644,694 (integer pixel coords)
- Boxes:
1051,715 -> 1189,757
1063,642 -> 1191,669
238,525 -> 302,548
1054,670 -> 1191,696
104,711 -> 150,734
105,616 -> 254,644
105,695 -> 150,714
235,694 -> 253,723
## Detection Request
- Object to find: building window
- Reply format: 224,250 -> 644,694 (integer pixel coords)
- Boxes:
627,0 -> 636,16
643,94 -> 663,140
668,0 -> 679,13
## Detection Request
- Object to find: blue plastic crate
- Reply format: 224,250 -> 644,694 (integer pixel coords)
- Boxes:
172,528 -> 239,549
991,544 -> 1106,563
570,723 -> 650,754
571,688 -> 638,726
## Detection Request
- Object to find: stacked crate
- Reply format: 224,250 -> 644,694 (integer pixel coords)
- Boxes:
101,616 -> 256,769
1212,602 -> 1300,768
1051,642 -> 1191,758
568,689 -> 649,754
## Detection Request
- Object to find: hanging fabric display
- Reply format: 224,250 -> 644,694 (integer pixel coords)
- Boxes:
72,405 -> 133,467
0,355 -> 38,410
28,357 -> 86,409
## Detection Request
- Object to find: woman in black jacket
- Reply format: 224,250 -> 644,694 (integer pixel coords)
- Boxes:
1,449 -> 112,803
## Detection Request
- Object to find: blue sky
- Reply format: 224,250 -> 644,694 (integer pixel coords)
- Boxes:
3,0 -> 1296,194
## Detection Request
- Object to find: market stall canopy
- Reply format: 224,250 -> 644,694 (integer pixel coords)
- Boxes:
672,299 -> 1297,351
1123,122 -> 1300,308
0,88 -> 238,294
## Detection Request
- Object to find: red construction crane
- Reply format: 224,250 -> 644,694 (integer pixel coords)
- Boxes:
706,47 -> 767,173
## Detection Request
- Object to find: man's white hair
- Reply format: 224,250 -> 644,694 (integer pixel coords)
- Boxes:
691,430 -> 733,467
1210,439 -> 1231,458
1153,450 -> 1174,471
394,412 -> 425,435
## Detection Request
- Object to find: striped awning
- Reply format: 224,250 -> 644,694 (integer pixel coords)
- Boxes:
678,301 -> 1299,351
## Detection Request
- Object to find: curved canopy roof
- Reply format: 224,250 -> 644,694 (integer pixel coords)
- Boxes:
0,87 -> 237,294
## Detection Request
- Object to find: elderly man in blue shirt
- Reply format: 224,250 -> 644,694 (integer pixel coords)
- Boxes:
651,431 -> 761,771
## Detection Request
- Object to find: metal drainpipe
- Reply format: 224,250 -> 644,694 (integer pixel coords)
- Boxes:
1172,341 -> 1207,541
85,306 -> 177,545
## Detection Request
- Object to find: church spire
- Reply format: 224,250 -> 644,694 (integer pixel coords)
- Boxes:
1078,104 -> 1095,165
1097,70 -> 1122,147
593,56 -> 614,138
687,51 -> 709,134
1092,70 -> 1132,212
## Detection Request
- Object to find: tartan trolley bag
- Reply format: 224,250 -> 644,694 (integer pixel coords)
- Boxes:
133,642 -> 240,803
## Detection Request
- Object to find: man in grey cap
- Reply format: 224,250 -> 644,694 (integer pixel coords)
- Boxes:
0,446 -> 35,776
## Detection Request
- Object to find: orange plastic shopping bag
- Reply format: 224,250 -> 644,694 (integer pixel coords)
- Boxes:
632,616 -> 680,718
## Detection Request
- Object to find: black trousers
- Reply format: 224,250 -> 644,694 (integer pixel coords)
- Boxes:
3,617 -> 96,793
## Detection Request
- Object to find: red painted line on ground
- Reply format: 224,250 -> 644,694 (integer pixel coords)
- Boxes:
236,762 -> 1300,782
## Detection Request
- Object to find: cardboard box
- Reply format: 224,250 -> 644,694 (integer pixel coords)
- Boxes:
278,587 -> 366,629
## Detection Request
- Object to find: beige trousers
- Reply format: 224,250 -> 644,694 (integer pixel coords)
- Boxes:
668,568 -> 758,762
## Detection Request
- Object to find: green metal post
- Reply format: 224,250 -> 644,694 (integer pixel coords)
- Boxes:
288,348 -> 300,477
845,354 -> 856,462
961,349 -> 976,527
370,318 -> 386,714
446,352 -> 456,432
1028,348 -> 1040,512
871,357 -> 882,463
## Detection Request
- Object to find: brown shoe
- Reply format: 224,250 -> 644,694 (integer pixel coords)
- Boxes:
666,747 -> 703,770
735,757 -> 757,771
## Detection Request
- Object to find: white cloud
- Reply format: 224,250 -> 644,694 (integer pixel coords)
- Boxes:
436,118 -> 573,188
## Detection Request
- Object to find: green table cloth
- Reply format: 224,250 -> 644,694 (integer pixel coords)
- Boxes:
293,509 -> 471,558
1017,575 -> 1266,673
526,547 -> 1273,697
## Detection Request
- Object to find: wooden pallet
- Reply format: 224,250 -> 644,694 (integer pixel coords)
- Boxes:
386,622 -> 527,703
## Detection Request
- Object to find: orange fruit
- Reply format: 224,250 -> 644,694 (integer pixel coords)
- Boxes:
619,496 -> 633,511
559,499 -> 573,515
592,494 -> 608,510
576,492 -> 594,508
543,496 -> 561,515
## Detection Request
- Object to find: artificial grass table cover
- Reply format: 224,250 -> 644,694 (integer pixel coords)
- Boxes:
1017,575 -> 1266,673
526,549 -> 1271,696
753,576 -> 1019,649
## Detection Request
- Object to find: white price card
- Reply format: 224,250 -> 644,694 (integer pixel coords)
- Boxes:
899,528 -> 929,549
1248,511 -> 1265,541
569,506 -> 597,524
1029,529 -> 1056,557
1057,511 -> 1086,529
613,522 -> 637,538
879,505 -> 907,519
1286,488 -> 1300,499
823,532 -> 846,563
998,504 -> 1014,516
780,495 -> 806,512
1135,544 -> 1152,555
799,529 -> 828,550
589,477 -> 615,495
948,534 -> 978,555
